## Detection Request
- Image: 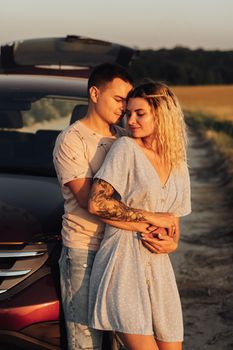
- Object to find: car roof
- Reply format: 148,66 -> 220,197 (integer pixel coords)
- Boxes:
0,74 -> 87,98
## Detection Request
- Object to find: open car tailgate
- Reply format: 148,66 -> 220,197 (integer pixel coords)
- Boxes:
0,35 -> 136,77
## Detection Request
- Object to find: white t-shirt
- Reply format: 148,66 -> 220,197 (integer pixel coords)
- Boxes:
53,120 -> 127,251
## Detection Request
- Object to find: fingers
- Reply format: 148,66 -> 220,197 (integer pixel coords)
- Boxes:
146,225 -> 158,232
142,240 -> 165,254
141,240 -> 159,254
168,224 -> 176,237
141,228 -> 157,235
141,235 -> 164,249
141,227 -> 168,239
141,233 -> 169,242
172,224 -> 176,236
150,227 -> 167,236
137,224 -> 156,234
141,237 -> 165,247
139,224 -> 162,234
141,234 -> 177,254
157,213 -> 176,237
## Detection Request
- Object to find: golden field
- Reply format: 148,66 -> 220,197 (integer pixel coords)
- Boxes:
172,85 -> 233,121
172,85 -> 233,178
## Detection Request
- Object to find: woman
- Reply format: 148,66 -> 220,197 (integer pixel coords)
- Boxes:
87,82 -> 191,350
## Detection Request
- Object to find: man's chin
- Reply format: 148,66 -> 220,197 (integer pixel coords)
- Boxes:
112,116 -> 121,125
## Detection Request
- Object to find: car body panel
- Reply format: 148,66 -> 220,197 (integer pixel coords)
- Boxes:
0,173 -> 63,242
0,74 -> 87,98
0,275 -> 59,330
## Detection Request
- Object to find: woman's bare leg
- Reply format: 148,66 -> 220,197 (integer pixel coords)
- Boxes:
116,332 -> 159,350
156,340 -> 182,350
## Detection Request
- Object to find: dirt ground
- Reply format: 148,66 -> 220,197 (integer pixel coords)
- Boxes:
171,130 -> 233,350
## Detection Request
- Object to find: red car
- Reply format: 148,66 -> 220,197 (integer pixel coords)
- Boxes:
0,35 -> 135,350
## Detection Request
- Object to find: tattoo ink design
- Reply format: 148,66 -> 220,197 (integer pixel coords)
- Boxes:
89,179 -> 146,222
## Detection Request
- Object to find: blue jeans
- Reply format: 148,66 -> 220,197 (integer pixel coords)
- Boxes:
59,246 -> 103,350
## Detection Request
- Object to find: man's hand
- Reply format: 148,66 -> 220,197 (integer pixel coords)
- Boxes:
140,232 -> 178,254
146,212 -> 177,237
143,227 -> 168,237
129,223 -> 161,234
102,221 -> 161,234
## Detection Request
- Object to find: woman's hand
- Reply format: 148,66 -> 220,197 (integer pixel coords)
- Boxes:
140,232 -> 178,254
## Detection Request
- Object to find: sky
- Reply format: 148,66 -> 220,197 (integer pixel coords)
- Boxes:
0,0 -> 232,50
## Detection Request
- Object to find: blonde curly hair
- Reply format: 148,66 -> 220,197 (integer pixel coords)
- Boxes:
127,81 -> 188,168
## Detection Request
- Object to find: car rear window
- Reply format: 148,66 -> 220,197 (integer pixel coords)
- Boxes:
0,96 -> 87,176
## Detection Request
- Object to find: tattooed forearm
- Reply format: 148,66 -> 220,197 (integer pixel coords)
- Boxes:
89,179 -> 146,222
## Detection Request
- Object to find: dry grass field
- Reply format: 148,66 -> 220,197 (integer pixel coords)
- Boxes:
172,84 -> 233,192
172,85 -> 233,121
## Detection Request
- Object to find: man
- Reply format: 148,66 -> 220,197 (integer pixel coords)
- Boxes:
54,63 -> 178,350
53,63 -> 152,350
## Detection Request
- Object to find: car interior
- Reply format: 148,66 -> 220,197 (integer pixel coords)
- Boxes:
0,103 -> 88,176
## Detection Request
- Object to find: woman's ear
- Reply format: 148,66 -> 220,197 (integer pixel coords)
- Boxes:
89,86 -> 99,103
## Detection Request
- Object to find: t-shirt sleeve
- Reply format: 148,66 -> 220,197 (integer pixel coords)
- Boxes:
53,131 -> 92,186
173,163 -> 192,217
94,137 -> 130,199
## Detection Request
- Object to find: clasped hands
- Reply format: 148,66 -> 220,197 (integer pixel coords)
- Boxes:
140,226 -> 178,254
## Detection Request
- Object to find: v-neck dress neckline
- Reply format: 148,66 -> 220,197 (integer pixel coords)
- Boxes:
129,138 -> 172,189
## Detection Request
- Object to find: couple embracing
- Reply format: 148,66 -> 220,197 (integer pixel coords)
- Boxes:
53,63 -> 191,350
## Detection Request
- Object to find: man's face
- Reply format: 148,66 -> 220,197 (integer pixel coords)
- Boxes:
94,77 -> 133,125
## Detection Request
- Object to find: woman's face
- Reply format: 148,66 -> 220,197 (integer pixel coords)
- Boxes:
126,97 -> 156,138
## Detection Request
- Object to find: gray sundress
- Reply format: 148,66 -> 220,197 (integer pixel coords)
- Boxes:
88,137 -> 191,342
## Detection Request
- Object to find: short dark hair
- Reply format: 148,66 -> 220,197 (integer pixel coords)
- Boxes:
87,63 -> 133,96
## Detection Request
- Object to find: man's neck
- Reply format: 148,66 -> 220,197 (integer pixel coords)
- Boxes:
80,112 -> 115,137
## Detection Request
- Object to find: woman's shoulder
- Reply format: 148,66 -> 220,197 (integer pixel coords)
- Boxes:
106,137 -> 136,160
111,136 -> 134,148
173,161 -> 190,179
